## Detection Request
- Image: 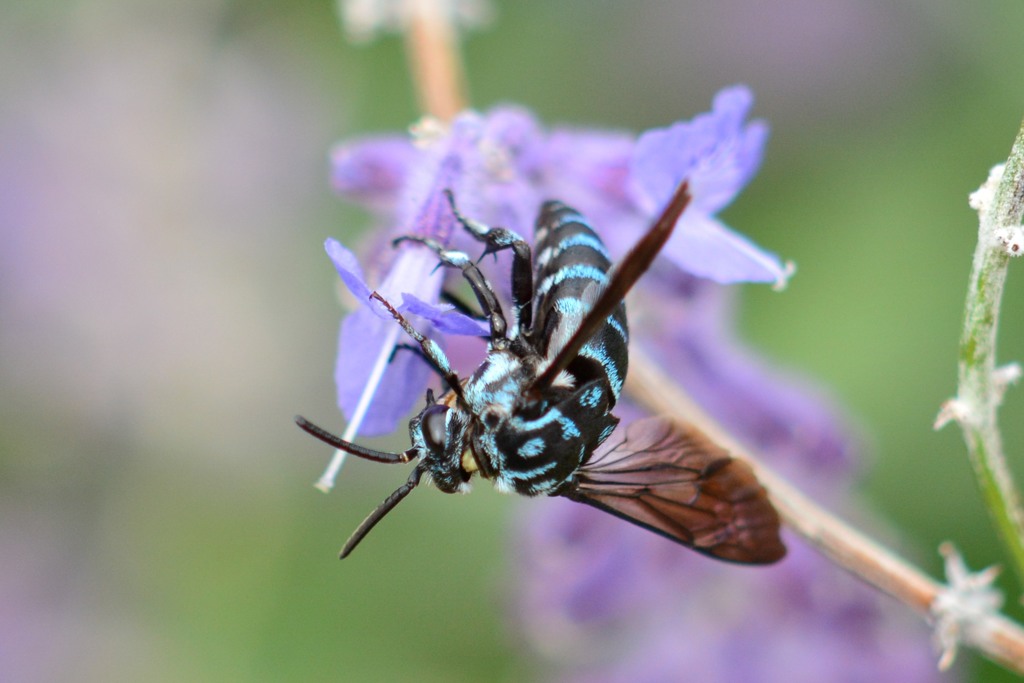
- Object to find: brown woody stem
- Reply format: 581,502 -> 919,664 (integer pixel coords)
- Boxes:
626,347 -> 1024,674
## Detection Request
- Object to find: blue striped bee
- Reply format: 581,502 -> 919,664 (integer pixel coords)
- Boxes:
297,182 -> 785,564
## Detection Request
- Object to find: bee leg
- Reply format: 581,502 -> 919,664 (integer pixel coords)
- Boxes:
390,342 -> 429,366
440,290 -> 484,320
369,291 -> 467,402
393,235 -> 508,343
443,190 -> 534,335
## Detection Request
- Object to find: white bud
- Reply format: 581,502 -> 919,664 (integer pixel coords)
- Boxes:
340,0 -> 494,43
969,163 -> 1005,215
993,226 -> 1024,257
931,543 -> 1003,670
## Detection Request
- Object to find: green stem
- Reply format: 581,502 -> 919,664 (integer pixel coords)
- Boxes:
953,117 -> 1024,585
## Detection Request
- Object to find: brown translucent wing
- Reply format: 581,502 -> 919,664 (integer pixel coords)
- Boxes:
558,416 -> 786,564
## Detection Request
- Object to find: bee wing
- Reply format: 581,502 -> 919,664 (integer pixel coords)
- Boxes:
558,416 -> 786,564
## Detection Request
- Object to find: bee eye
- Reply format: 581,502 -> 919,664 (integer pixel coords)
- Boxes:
421,405 -> 449,451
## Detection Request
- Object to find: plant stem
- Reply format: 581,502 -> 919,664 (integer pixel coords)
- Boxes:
404,0 -> 469,120
627,348 -> 1024,674
950,118 -> 1024,584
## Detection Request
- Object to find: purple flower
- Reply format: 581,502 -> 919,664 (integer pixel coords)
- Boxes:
327,112 -> 509,436
517,499 -> 946,683
539,86 -> 788,287
327,237 -> 480,436
320,88 -> 949,678
631,88 -> 784,285
327,88 -> 786,439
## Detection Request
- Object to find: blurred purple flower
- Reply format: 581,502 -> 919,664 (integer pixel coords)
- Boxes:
635,274 -> 857,489
517,497 -> 946,683
327,89 -> 785,437
512,273 -> 953,682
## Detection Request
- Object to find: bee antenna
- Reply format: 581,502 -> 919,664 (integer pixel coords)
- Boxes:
339,467 -> 424,558
295,416 -> 413,464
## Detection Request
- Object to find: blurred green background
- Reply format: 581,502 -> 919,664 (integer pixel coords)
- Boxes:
3,1 -> 1024,681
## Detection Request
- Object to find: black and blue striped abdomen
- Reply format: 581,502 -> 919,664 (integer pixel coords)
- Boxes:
490,377 -> 619,495
530,201 -> 629,402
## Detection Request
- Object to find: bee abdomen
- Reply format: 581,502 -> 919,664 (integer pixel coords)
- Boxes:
531,202 -> 629,401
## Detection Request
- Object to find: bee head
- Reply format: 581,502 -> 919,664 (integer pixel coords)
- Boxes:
408,396 -> 474,493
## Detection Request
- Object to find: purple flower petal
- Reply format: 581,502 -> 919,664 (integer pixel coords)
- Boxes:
330,135 -> 417,209
535,129 -> 637,256
478,106 -> 545,178
399,157 -> 462,243
401,293 -> 488,336
543,128 -> 636,210
694,88 -> 769,215
630,85 -> 766,216
445,107 -> 545,241
665,213 -> 789,286
334,305 -> 432,436
326,243 -> 447,436
625,86 -> 787,285
324,237 -> 372,302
